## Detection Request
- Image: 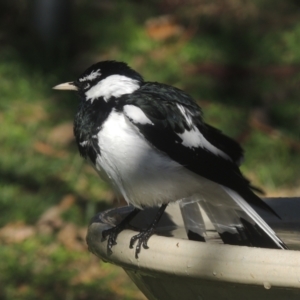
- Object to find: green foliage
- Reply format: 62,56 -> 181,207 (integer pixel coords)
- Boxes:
0,238 -> 139,300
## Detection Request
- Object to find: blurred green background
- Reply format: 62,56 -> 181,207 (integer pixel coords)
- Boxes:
0,0 -> 300,299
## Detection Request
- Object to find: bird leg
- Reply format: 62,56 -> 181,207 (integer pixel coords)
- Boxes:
102,208 -> 141,255
130,204 -> 168,258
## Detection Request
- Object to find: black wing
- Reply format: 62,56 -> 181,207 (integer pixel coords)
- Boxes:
202,123 -> 244,165
117,82 -> 275,216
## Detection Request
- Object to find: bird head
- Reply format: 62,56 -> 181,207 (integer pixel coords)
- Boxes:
53,60 -> 143,102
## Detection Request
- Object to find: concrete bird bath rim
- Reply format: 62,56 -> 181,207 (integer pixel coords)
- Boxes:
86,198 -> 300,300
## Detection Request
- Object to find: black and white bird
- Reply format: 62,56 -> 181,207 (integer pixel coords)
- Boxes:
54,60 -> 287,257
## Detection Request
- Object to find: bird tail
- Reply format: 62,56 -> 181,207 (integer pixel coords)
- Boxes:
179,197 -> 206,242
179,185 -> 287,249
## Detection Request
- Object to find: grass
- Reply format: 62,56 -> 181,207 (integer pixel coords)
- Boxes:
0,0 -> 300,299
0,237 -> 142,300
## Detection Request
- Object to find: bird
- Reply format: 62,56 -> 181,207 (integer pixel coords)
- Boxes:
53,60 -> 287,258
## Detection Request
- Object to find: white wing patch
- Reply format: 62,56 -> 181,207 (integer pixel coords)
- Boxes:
177,128 -> 231,160
85,74 -> 140,102
123,105 -> 154,125
177,128 -> 201,148
176,104 -> 231,161
79,69 -> 101,82
177,104 -> 193,126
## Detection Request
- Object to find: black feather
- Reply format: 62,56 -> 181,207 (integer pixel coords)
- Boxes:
74,96 -> 115,163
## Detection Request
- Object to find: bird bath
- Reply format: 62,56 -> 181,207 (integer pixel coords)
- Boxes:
86,198 -> 300,300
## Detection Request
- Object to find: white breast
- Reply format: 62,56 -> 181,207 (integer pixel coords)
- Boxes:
94,109 -> 207,208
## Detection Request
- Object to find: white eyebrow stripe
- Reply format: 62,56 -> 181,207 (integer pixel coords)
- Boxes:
79,69 -> 101,82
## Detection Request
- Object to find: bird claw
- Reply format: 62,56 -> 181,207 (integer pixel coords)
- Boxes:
102,226 -> 122,255
101,208 -> 141,256
130,227 -> 154,258
102,205 -> 167,258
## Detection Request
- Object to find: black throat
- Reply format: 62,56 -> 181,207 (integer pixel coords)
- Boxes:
74,97 -> 116,163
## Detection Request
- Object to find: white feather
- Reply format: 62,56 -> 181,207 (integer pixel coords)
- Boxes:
93,109 -> 214,208
179,197 -> 206,238
176,104 -> 193,126
179,184 -> 285,248
79,69 -> 101,82
177,127 -> 231,160
123,105 -> 154,125
176,104 -> 231,160
85,75 -> 140,102
221,186 -> 284,248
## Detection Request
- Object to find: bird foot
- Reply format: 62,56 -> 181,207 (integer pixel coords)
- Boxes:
102,205 -> 167,258
129,226 -> 155,258
102,225 -> 124,255
102,208 -> 141,255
